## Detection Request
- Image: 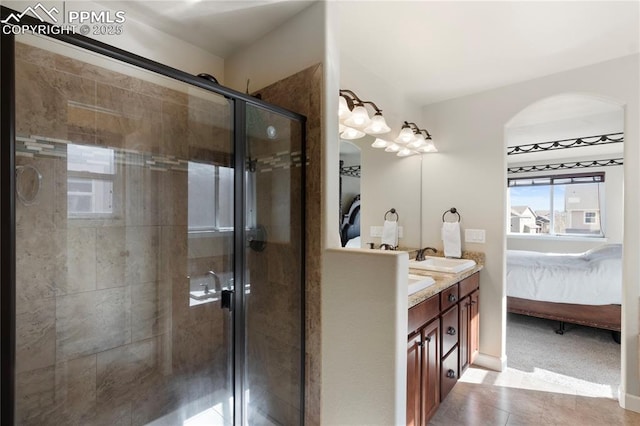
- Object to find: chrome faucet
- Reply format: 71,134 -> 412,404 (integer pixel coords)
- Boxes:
207,270 -> 222,293
415,247 -> 437,261
380,243 -> 396,251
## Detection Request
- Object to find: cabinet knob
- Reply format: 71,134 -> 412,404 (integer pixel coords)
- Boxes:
447,326 -> 456,336
471,300 -> 477,304
448,294 -> 457,303
446,369 -> 456,379
414,338 -> 422,347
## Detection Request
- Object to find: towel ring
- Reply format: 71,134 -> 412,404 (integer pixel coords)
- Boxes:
384,208 -> 399,222
442,207 -> 461,223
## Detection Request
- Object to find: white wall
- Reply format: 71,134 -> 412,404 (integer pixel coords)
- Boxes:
321,249 -> 408,425
1,0 -> 225,79
224,2 -> 324,93
421,54 -> 640,409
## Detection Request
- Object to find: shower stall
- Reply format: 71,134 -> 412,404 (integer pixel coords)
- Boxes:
1,8 -> 305,426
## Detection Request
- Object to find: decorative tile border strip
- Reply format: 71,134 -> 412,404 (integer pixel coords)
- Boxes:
16,135 -> 303,173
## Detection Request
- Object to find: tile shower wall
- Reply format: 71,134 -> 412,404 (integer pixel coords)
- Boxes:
14,41 -> 234,425
254,64 -> 323,426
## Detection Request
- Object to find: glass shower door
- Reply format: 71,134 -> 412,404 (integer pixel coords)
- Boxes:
13,33 -> 235,425
243,104 -> 304,425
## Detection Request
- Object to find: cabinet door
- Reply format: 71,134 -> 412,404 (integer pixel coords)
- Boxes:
459,295 -> 470,373
421,319 -> 440,424
470,289 -> 480,364
407,332 -> 422,426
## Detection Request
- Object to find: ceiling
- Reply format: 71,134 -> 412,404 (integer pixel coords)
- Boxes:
100,1 -> 315,58
104,1 -> 639,107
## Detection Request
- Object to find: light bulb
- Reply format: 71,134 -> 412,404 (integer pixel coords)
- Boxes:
364,114 -> 391,135
417,141 -> 438,153
394,127 -> 416,144
343,106 -> 371,129
408,133 -> 426,148
385,143 -> 401,153
338,96 -> 351,120
371,138 -> 389,148
397,148 -> 415,157
341,126 -> 366,140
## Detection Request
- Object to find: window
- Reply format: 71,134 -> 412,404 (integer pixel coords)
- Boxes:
67,144 -> 115,217
187,162 -> 254,233
508,172 -> 605,237
584,211 -> 598,224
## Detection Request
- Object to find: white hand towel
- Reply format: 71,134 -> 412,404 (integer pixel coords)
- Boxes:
381,220 -> 398,248
442,222 -> 461,258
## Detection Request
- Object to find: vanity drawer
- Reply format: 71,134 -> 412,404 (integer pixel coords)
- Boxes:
440,346 -> 459,401
440,283 -> 459,311
441,304 -> 459,356
459,272 -> 479,299
408,294 -> 439,334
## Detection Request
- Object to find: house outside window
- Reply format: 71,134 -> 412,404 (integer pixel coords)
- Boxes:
508,172 -> 605,237
67,144 -> 116,218
584,211 -> 598,225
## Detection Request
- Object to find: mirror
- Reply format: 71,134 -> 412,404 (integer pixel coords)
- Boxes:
338,137 -> 423,250
339,140 -> 362,247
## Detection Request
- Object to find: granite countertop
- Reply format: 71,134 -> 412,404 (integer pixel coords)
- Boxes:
407,250 -> 485,308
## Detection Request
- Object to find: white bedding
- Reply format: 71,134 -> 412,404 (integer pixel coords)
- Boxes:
506,244 -> 622,305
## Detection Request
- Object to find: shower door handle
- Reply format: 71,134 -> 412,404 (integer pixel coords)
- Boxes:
221,289 -> 234,311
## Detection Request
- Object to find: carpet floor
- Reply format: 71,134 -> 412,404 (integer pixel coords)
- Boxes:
506,312 -> 620,399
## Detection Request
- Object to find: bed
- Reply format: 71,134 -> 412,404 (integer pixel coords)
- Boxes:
341,195 -> 361,247
506,244 -> 622,336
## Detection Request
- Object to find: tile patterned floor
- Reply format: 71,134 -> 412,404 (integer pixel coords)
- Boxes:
430,367 -> 640,425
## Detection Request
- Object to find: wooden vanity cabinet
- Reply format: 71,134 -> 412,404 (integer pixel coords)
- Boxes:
459,273 -> 480,373
407,272 -> 480,425
407,295 -> 440,426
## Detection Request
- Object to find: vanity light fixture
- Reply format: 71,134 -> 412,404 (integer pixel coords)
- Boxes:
341,126 -> 366,140
371,138 -> 390,148
339,89 -> 390,136
338,89 -> 437,156
384,143 -> 401,153
395,123 -> 417,144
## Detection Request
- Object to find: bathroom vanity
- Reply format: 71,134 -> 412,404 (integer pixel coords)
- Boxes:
406,267 -> 481,425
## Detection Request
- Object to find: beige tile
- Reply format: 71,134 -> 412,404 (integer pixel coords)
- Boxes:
96,226 -> 126,289
16,297 -> 56,373
57,227 -> 97,295
56,286 -> 131,360
131,281 -> 168,342
172,320 -> 219,373
15,226 -> 60,303
16,41 -> 56,67
50,355 -> 98,425
96,338 -> 160,407
15,365 -> 55,426
158,171 -> 188,226
16,60 -> 96,140
123,165 -> 160,226
125,226 -> 159,284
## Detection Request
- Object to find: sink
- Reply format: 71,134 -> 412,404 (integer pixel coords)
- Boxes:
189,290 -> 218,301
408,274 -> 436,295
409,256 -> 476,274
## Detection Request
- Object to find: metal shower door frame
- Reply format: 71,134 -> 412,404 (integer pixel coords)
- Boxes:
0,7 -> 306,425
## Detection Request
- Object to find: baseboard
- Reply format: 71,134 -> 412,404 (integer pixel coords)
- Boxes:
620,391 -> 640,413
472,353 -> 507,372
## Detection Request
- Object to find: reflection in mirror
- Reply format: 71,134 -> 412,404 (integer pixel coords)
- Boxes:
340,140 -> 362,247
